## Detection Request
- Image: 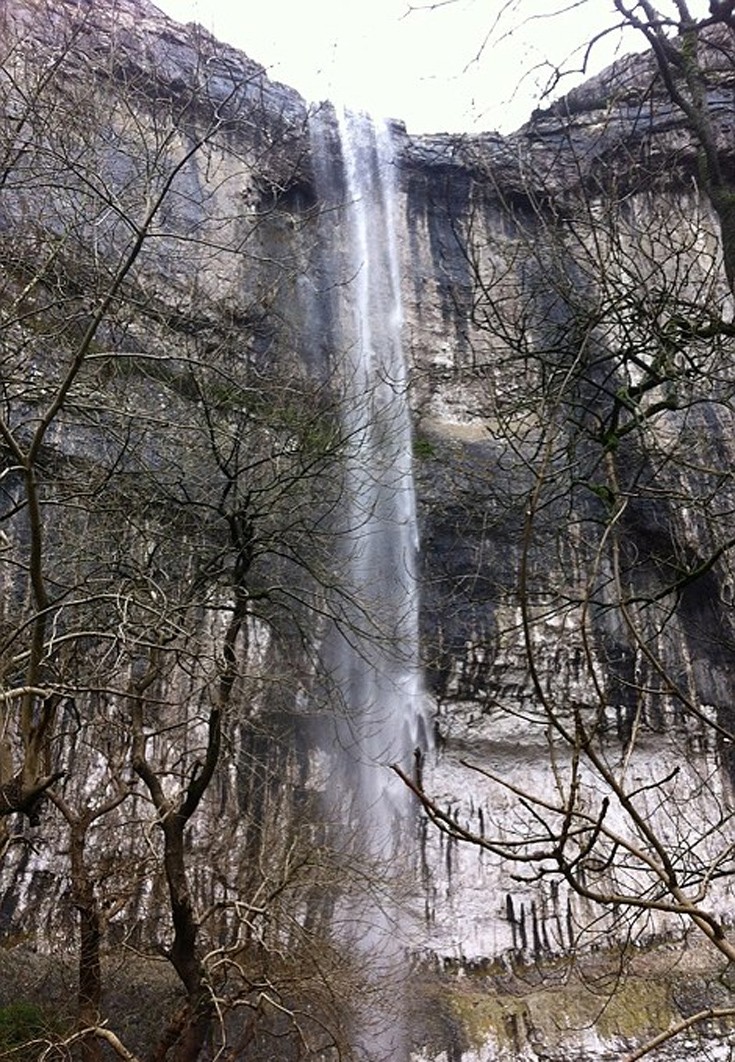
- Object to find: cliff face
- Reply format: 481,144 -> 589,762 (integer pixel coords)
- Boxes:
398,88 -> 735,959
1,1 -> 735,1059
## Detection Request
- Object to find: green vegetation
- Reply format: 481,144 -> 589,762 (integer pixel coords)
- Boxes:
0,1002 -> 57,1058
413,434 -> 437,459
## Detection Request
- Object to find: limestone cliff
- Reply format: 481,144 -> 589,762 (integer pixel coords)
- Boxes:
1,1 -> 735,1059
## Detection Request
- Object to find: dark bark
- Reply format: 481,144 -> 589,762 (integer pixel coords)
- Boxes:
0,769 -> 64,822
135,507 -> 245,1061
78,905 -> 103,1062
613,1 -> 735,295
135,699 -> 223,1062
145,813 -> 215,1062
70,817 -> 103,1062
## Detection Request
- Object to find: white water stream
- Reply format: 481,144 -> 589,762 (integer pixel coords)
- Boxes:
309,107 -> 428,1060
333,108 -> 425,809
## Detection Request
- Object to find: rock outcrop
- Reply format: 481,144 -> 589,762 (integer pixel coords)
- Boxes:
1,1 -> 735,1059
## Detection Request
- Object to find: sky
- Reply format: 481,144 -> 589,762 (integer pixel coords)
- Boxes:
154,0 -> 711,135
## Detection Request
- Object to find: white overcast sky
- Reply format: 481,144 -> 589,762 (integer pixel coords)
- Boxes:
155,0 -> 711,135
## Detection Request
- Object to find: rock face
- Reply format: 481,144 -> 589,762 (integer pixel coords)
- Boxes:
1,1 -> 735,1059
393,29 -> 735,1049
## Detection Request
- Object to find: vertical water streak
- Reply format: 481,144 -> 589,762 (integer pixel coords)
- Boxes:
309,106 -> 427,1060
334,108 -> 424,818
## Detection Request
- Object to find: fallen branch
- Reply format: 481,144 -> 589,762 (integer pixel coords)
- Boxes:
40,1026 -> 143,1062
623,1006 -> 735,1061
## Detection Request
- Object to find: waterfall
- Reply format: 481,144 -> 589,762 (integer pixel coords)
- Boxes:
309,106 -> 427,1060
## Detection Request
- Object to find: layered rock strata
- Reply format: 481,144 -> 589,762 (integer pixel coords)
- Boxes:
1,1 -> 735,1058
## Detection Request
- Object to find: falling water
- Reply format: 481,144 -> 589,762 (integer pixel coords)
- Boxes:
309,107 -> 427,1060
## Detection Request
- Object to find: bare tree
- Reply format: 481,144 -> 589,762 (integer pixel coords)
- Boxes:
0,2 -> 372,1059
399,25 -> 735,1054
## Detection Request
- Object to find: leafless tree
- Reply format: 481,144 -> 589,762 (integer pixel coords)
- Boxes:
0,3 -> 376,1059
398,13 -> 735,1055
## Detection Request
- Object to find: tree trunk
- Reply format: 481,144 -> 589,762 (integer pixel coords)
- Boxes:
149,813 -> 214,1062
70,821 -> 103,1062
